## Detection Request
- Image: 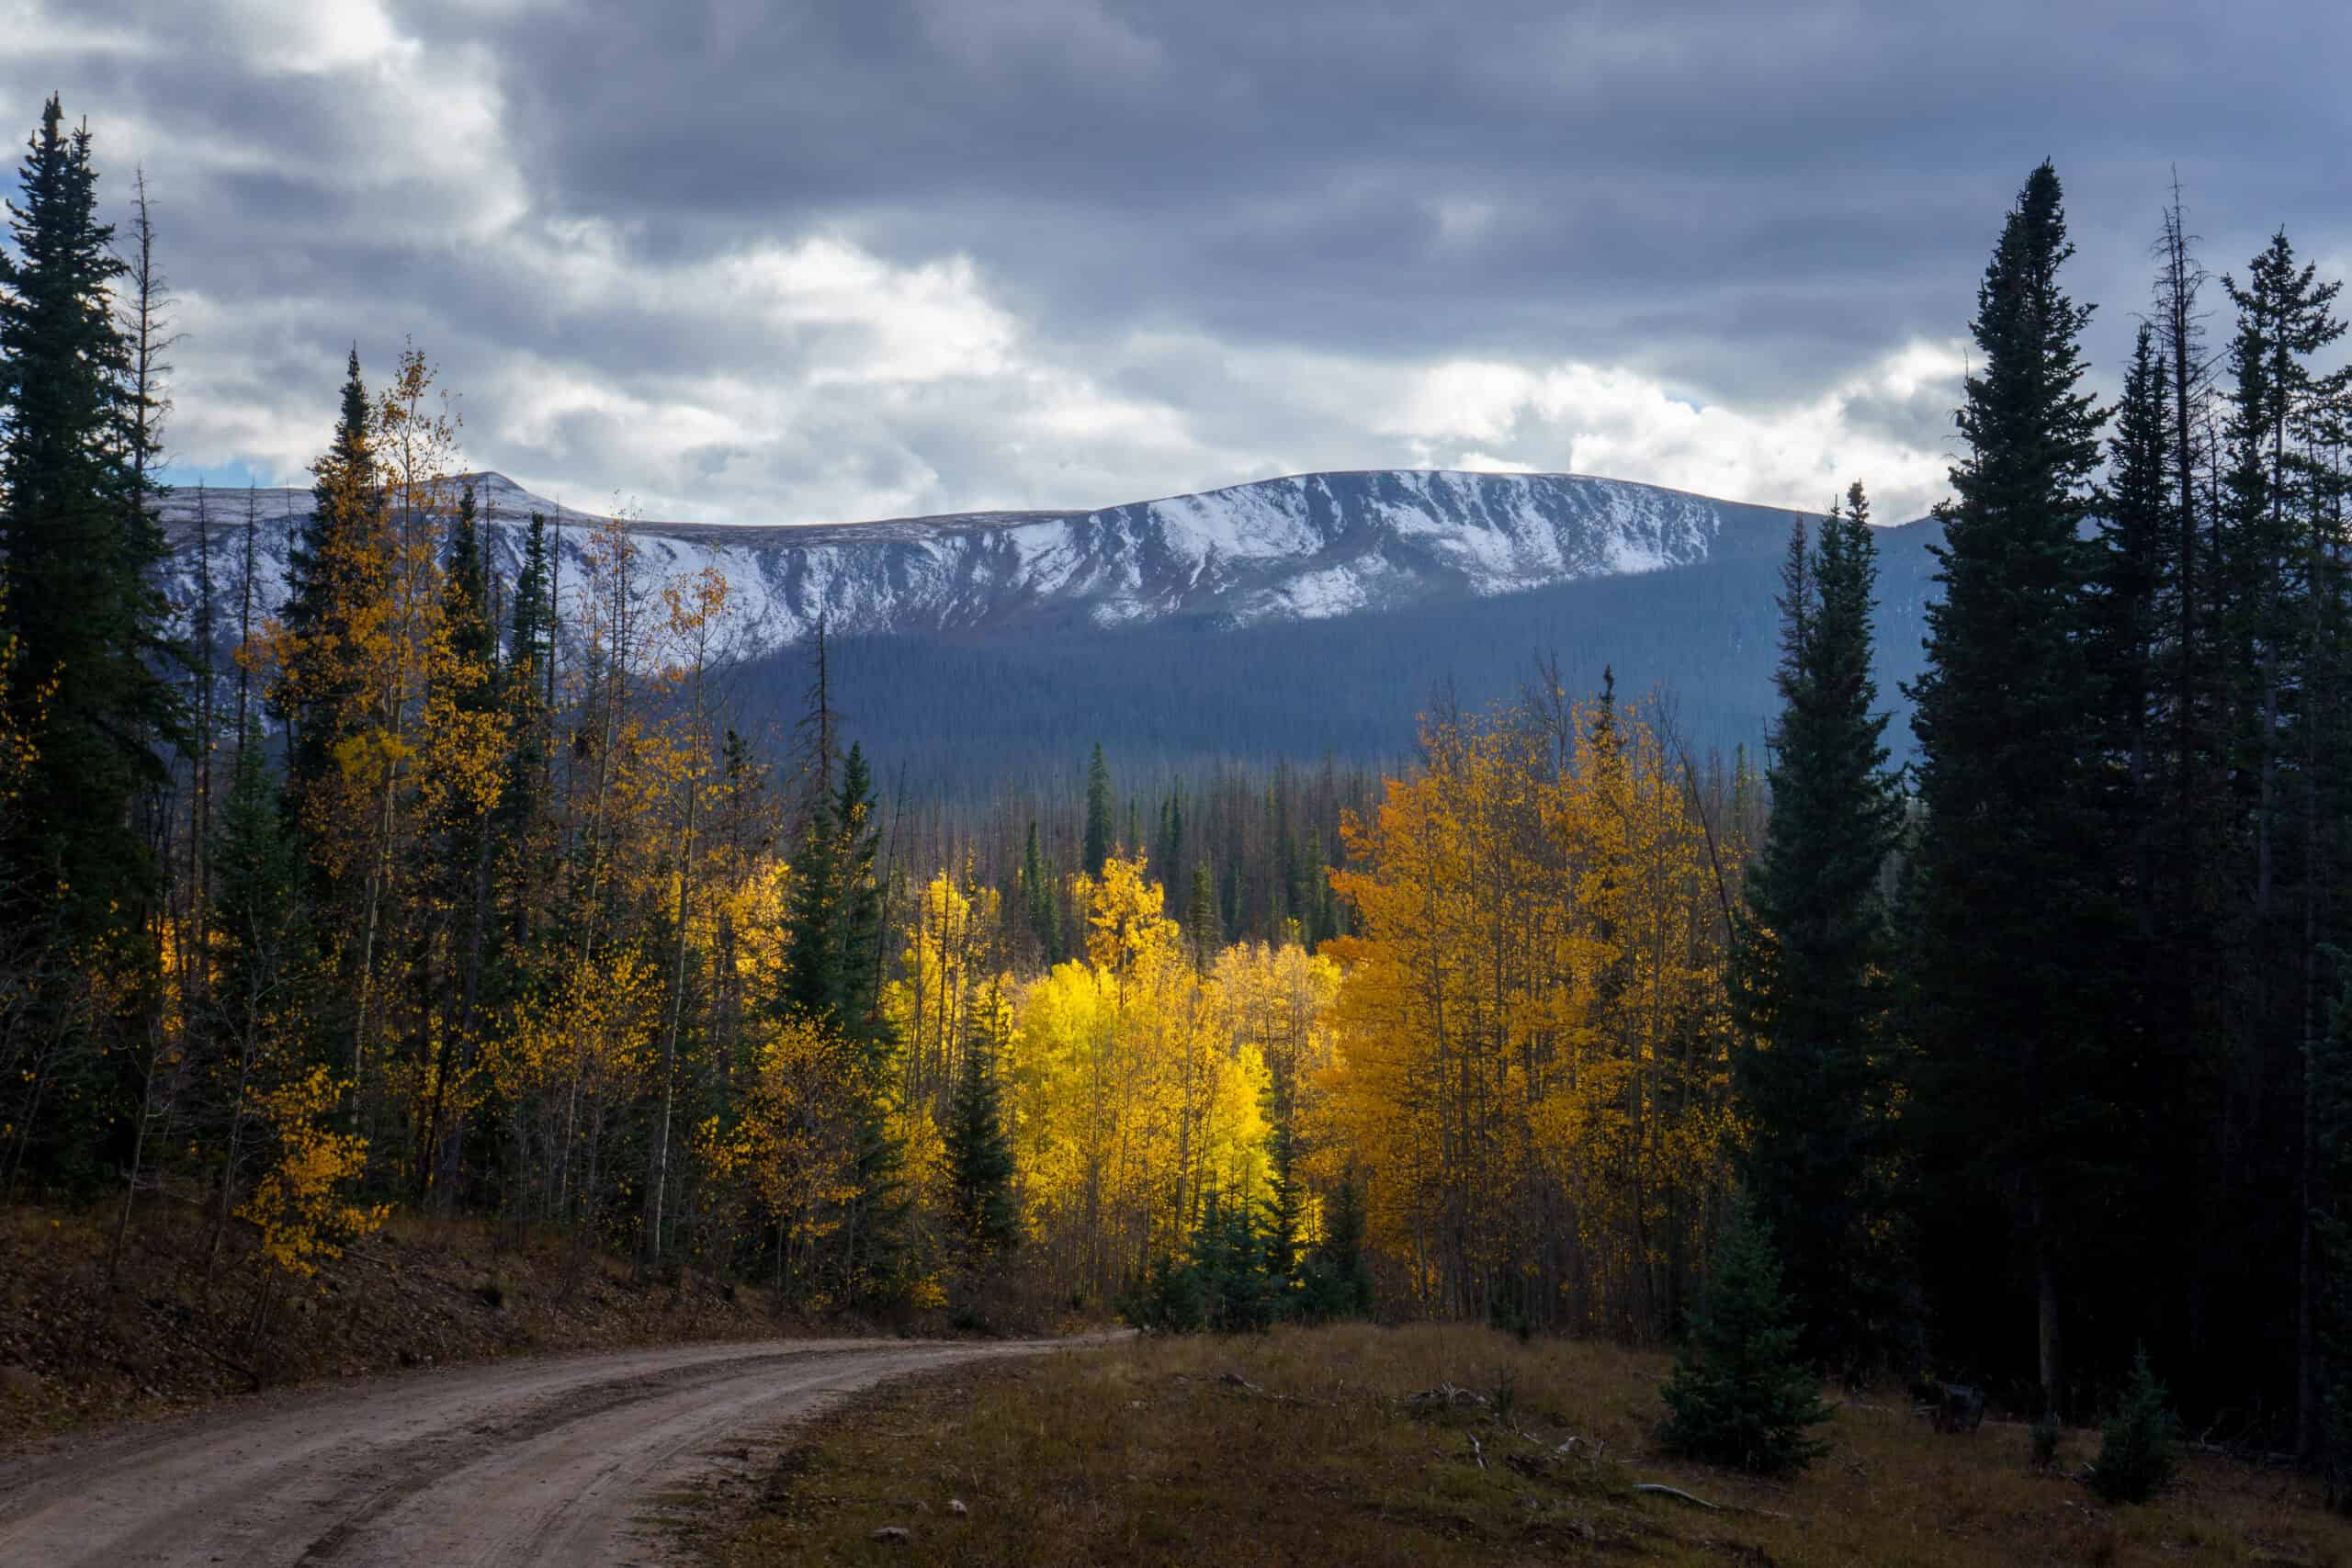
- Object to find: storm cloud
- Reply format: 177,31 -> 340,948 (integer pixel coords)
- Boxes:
9,0 -> 2346,525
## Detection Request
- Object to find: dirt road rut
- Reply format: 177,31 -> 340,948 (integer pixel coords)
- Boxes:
0,1337 -> 1055,1565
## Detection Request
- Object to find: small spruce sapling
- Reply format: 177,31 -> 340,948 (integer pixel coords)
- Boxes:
1658,1205 -> 1834,1474
2088,1348 -> 2178,1504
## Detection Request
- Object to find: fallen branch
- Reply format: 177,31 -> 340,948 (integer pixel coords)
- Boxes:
1634,1483 -> 1721,1510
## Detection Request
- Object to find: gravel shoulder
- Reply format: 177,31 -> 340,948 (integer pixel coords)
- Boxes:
0,1336 -> 1063,1567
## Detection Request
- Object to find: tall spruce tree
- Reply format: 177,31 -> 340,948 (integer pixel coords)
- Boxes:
1905,162 -> 2116,1414
1083,741 -> 1113,874
944,989 -> 1018,1258
0,96 -> 181,1187
2215,230 -> 2352,1460
0,96 -> 178,943
277,349 -> 380,818
777,697 -> 905,1300
1729,482 -> 1905,1376
1020,818 -> 1058,964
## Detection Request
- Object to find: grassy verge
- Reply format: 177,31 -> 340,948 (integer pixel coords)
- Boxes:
706,1323 -> 2352,1567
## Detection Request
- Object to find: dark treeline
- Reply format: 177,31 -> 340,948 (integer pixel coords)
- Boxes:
6,92 -> 2352,1503
1730,162 -> 2352,1492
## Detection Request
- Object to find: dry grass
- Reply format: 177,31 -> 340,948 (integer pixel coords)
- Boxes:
708,1324 -> 2352,1567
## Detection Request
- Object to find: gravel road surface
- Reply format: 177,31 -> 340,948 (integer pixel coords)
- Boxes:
0,1336 -> 1058,1565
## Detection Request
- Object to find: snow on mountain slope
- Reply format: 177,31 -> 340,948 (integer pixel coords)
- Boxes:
154,468 -> 1816,655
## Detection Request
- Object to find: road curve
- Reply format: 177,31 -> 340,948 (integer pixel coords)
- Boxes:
0,1336 -> 1061,1566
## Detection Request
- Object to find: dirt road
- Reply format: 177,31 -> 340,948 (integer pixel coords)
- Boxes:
0,1336 -> 1059,1565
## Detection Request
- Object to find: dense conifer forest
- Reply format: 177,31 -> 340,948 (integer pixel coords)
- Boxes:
8,94 -> 2352,1507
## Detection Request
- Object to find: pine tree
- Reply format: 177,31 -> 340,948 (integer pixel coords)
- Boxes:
0,96 -> 178,944
494,511 -> 556,951
2094,326 -> 2171,929
2090,1348 -> 2180,1504
1905,162 -> 2114,1414
944,993 -> 1018,1258
1261,1117 -> 1303,1293
1297,1174 -> 1374,1322
204,721 -> 312,1274
1020,819 -> 1058,964
1729,483 -> 1905,1376
777,718 -> 904,1302
1082,741 -> 1113,874
2216,231 -> 2351,1456
1658,1206 -> 1834,1475
277,347 -> 380,817
0,96 -> 182,1189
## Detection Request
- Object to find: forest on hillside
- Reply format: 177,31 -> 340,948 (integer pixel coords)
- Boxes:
6,93 -> 2352,1508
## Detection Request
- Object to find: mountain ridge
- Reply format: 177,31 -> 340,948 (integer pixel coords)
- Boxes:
156,466 -> 1911,656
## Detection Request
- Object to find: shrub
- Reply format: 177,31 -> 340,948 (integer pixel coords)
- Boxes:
2088,1348 -> 2177,1504
1117,1253 -> 1207,1334
1657,1205 -> 1833,1475
1117,1190 -> 1288,1335
2030,1410 -> 2062,1472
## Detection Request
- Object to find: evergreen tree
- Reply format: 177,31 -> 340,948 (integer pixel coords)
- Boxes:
278,349 -> 379,799
1082,741 -> 1113,874
203,722 -> 313,1269
1905,162 -> 2114,1414
944,994 -> 1019,1257
0,96 -> 181,1189
1658,1206 -> 1834,1475
1156,790 -> 1184,887
1261,1117 -> 1303,1290
1020,819 -> 1058,964
495,511 -> 556,947
2086,324 -> 2225,1392
778,721 -> 904,1302
1729,483 -> 1905,1377
0,96 -> 178,944
210,723 -> 311,1049
2090,1348 -> 2180,1505
2215,230 -> 2351,1455
1297,1174 -> 1374,1322
2093,326 -> 2172,928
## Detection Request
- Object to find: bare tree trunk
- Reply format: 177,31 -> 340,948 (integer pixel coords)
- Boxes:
2034,1194 -> 2063,1416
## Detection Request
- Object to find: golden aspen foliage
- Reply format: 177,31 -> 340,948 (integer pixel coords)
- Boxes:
1320,699 -> 1741,1337
1004,855 -> 1272,1300
238,1065 -> 389,1280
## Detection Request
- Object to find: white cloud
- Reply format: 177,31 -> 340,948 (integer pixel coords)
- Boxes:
1372,342 -> 1964,523
21,0 -> 1969,531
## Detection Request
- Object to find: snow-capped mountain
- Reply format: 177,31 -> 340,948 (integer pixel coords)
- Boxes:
154,468 -> 1817,655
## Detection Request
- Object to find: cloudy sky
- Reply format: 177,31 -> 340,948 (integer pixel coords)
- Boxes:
13,0 -> 2346,526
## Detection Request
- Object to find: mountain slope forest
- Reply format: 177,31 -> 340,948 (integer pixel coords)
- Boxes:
7,94 -> 2352,1503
